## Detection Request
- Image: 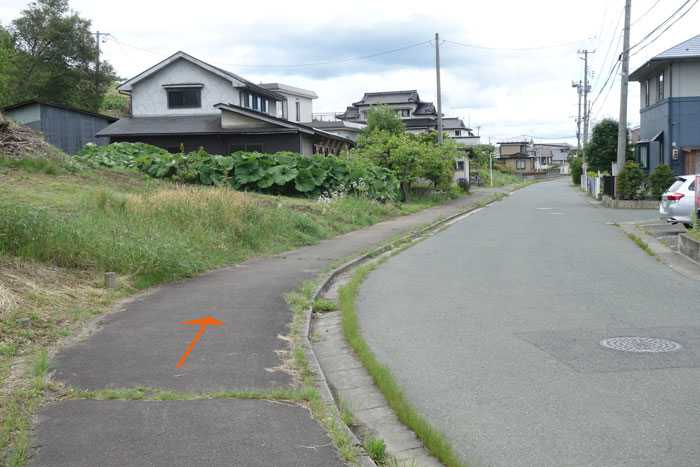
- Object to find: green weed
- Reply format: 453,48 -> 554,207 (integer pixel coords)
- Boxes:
339,260 -> 466,467
364,434 -> 387,463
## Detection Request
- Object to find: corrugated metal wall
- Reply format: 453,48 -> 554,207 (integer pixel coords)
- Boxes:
40,104 -> 112,155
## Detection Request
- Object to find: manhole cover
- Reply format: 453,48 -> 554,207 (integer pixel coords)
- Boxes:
600,337 -> 682,353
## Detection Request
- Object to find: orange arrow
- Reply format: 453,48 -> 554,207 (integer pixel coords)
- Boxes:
177,317 -> 226,368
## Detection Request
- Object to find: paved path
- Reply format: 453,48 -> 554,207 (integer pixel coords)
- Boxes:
356,178 -> 700,467
33,185 -> 513,466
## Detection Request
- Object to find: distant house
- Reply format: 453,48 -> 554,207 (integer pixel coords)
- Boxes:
498,141 -> 536,172
2,99 -> 117,155
335,90 -> 480,146
98,51 -> 352,157
533,143 -> 571,169
630,34 -> 700,175
333,90 -> 480,181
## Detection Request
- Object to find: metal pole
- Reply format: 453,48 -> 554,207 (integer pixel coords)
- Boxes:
489,151 -> 493,188
617,0 -> 632,170
435,32 -> 443,145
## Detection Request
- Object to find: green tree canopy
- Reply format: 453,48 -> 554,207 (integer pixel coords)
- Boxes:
5,0 -> 116,111
364,104 -> 406,136
352,129 -> 456,201
0,24 -> 19,106
583,118 -> 633,173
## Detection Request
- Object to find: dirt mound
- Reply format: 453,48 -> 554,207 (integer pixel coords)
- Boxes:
0,112 -> 66,160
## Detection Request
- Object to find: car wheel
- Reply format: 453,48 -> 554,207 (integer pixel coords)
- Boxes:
684,223 -> 691,229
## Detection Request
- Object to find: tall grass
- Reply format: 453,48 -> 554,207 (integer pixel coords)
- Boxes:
0,185 -> 404,288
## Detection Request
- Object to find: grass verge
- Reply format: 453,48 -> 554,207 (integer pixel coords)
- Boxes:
338,256 -> 466,467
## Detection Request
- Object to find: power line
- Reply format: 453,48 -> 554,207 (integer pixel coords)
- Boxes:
629,0 -> 694,51
442,37 -> 592,51
592,8 -> 624,91
630,0 -> 698,57
632,0 -> 662,25
591,60 -> 621,111
110,37 -> 432,68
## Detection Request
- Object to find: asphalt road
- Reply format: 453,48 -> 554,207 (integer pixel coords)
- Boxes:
356,178 -> 700,467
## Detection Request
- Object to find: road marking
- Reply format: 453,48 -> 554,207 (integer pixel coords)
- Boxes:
536,207 -> 553,210
548,212 -> 566,215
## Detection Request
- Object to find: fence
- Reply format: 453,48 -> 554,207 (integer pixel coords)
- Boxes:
581,172 -> 602,199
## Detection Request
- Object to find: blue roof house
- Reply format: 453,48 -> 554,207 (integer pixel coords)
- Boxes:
630,34 -> 700,175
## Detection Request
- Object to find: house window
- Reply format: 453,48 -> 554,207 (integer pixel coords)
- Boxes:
296,101 -> 301,121
637,144 -> 649,169
241,92 -> 270,114
657,72 -> 664,101
167,88 -> 201,108
644,80 -> 650,107
456,160 -> 464,170
516,160 -> 526,169
455,130 -> 462,136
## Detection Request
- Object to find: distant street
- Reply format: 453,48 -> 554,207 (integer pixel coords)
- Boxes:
356,178 -> 700,467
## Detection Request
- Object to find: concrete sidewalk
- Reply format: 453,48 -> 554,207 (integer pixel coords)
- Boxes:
32,185 -> 515,466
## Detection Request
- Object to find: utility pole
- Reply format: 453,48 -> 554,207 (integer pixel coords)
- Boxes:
93,31 -> 110,95
578,50 -> 594,148
617,0 -> 632,171
435,32 -> 443,145
572,80 -> 583,154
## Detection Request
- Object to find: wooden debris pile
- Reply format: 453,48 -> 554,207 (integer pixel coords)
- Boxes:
0,112 -> 64,159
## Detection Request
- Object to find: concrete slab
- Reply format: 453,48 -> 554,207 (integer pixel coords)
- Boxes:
32,399 -> 344,467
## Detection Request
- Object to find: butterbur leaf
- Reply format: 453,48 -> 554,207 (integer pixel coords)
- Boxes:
235,160 -> 264,183
269,165 -> 298,185
310,167 -> 326,185
294,168 -> 316,192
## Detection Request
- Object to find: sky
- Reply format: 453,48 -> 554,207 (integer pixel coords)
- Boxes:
2,0 -> 699,146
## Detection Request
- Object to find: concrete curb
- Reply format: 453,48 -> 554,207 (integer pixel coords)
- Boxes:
617,221 -> 700,282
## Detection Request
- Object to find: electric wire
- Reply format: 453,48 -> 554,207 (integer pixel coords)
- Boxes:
111,37 -> 432,68
591,9 -> 624,92
629,0 -> 694,51
442,37 -> 592,51
630,0 -> 698,57
632,0 -> 662,25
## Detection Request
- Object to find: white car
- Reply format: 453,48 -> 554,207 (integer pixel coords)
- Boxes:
659,174 -> 699,228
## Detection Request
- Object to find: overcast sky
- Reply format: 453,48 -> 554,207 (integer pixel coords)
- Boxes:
2,0 -> 699,145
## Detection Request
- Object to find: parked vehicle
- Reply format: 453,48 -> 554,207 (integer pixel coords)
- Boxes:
659,174 -> 700,228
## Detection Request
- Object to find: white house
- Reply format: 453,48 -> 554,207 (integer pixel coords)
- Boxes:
99,51 -> 352,156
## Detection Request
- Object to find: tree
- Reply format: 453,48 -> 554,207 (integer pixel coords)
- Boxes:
0,24 -> 19,106
352,129 -> 456,201
419,137 -> 457,189
364,104 -> 406,136
8,0 -> 116,111
472,144 -> 496,168
583,118 -> 633,172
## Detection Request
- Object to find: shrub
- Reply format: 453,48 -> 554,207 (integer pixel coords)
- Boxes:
570,158 -> 583,185
77,143 -> 400,201
649,164 -> 675,199
616,161 -> 645,199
